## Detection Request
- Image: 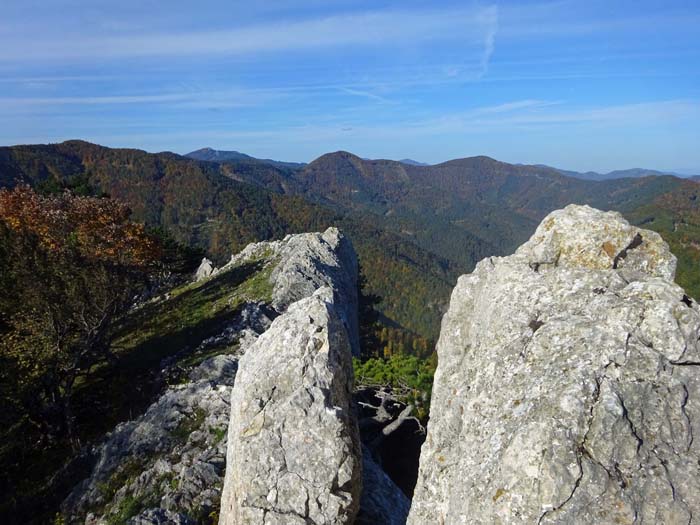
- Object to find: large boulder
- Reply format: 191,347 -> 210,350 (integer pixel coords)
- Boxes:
218,288 -> 362,524
409,205 -> 700,524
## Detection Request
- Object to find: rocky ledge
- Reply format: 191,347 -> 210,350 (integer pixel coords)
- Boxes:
409,205 -> 700,524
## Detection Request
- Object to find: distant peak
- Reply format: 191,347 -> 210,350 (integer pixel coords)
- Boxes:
399,159 -> 429,166
311,150 -> 364,163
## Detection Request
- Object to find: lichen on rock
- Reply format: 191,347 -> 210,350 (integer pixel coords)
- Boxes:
408,204 -> 700,524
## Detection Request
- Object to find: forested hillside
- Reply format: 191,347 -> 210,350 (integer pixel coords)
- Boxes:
627,180 -> 700,296
0,141 -> 456,340
4,141 -> 699,338
289,151 -> 684,263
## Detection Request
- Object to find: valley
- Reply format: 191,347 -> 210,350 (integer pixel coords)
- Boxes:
2,141 -> 700,523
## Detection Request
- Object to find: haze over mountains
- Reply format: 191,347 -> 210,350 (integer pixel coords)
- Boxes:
186,147 -> 306,170
186,147 -> 699,181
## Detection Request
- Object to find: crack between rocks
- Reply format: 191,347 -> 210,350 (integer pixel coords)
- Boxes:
255,504 -> 317,525
681,385 -> 694,452
538,375 -> 603,524
613,233 -> 643,269
617,394 -> 644,455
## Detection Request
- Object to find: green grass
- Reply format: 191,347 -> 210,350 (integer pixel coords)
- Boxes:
106,494 -> 142,525
96,458 -> 144,504
111,259 -> 271,357
171,408 -> 207,443
70,256 -> 276,446
208,425 -> 227,444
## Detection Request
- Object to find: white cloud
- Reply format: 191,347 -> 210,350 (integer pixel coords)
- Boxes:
194,99 -> 700,141
0,94 -> 190,106
0,6 -> 498,61
477,5 -> 499,78
0,87 -> 293,112
338,87 -> 393,104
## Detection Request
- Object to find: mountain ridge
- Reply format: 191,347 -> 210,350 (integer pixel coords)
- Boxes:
4,140 -> 700,336
186,147 -> 306,170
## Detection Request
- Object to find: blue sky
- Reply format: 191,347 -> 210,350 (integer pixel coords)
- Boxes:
1,0 -> 699,172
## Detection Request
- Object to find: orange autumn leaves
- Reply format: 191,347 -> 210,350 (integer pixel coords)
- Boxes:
0,185 -> 161,269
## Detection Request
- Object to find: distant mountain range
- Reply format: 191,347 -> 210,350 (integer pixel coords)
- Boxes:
186,147 -> 306,170
398,159 -> 429,166
188,147 -> 699,180
547,166 -> 699,181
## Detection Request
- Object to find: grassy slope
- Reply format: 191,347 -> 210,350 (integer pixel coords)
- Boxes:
3,254 -> 275,524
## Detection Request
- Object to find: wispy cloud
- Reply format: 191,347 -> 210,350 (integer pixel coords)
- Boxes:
477,5 -> 499,78
0,94 -> 190,106
497,2 -> 700,39
386,99 -> 700,137
0,87 -> 294,113
68,99 -> 697,146
0,6 -> 497,62
247,99 -> 700,142
469,99 -> 562,115
339,87 -> 393,104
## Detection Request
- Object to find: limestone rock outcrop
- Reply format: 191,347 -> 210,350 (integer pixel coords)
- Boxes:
228,227 -> 360,355
195,257 -> 216,281
61,228 -> 375,524
409,205 -> 700,524
218,287 -> 361,524
62,353 -> 237,524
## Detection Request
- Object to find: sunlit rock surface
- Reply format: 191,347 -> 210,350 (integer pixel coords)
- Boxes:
409,205 -> 700,524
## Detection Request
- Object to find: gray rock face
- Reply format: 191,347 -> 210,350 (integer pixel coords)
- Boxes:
127,508 -> 194,525
229,227 -> 360,355
63,353 -> 236,525
218,287 -> 362,524
409,205 -> 700,524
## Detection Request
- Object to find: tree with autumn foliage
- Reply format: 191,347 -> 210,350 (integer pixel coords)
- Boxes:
0,185 -> 162,447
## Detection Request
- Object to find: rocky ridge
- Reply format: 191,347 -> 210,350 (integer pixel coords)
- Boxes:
61,228 -> 404,524
408,205 -> 700,524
